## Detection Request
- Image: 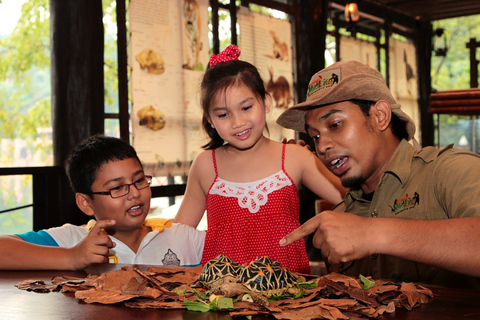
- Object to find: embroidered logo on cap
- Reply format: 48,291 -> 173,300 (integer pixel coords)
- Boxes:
307,67 -> 341,97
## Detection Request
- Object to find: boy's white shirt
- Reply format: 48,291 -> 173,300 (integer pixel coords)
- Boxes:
45,222 -> 205,266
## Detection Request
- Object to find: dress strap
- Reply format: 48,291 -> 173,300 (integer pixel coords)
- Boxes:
212,149 -> 219,178
281,143 -> 286,172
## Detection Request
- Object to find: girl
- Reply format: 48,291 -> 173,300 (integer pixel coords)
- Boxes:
174,45 -> 345,273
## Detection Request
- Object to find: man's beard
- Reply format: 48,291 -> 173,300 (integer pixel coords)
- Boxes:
339,174 -> 365,190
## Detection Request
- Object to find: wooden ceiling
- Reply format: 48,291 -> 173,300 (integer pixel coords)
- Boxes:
364,0 -> 480,21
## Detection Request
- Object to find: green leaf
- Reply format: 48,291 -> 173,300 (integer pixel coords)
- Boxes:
174,289 -> 185,295
190,288 -> 208,300
215,297 -> 234,311
359,274 -> 375,290
293,291 -> 306,299
210,299 -> 217,309
296,280 -> 317,289
183,299 -> 211,312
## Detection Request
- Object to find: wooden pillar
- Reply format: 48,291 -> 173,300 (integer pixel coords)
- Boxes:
293,0 -> 327,106
416,20 -> 434,147
466,38 -> 480,89
292,0 -> 328,262
210,0 -> 220,54
117,0 -> 130,142
293,0 -> 327,143
49,0 -> 104,226
50,0 -> 104,166
229,0 -> 237,45
384,17 -> 391,88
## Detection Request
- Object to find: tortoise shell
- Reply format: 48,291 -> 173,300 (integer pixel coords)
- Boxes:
236,256 -> 298,297
198,254 -> 242,289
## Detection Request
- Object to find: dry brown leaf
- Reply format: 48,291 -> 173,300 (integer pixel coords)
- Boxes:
75,288 -> 137,304
15,279 -> 61,293
15,265 -> 433,318
324,272 -> 362,289
126,299 -> 185,309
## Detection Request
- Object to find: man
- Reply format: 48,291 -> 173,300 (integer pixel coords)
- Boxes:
276,60 -> 480,290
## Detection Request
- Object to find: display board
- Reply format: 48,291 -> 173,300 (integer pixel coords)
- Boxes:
129,0 -> 209,177
339,35 -> 378,68
389,38 -> 419,141
129,2 -> 298,177
339,35 -> 419,142
238,7 -> 295,142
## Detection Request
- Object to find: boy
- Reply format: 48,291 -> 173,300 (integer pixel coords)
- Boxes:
0,135 -> 205,270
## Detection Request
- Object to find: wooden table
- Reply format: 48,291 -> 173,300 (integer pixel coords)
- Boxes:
1,265 -> 480,319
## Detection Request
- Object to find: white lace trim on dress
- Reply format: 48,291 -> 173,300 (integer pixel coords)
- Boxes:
209,171 -> 292,213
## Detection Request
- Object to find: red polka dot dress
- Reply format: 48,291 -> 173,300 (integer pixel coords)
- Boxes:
202,144 -> 311,274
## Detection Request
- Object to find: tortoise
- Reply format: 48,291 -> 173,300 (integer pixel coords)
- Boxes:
197,254 -> 242,289
197,255 -> 301,307
236,256 -> 301,298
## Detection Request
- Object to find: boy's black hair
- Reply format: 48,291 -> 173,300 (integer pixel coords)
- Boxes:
65,134 -> 142,197
350,99 -> 410,141
200,60 -> 268,150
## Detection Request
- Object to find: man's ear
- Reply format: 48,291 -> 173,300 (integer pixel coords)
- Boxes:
372,100 -> 392,132
76,193 -> 95,217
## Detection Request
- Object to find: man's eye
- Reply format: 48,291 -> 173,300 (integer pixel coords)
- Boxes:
330,121 -> 341,129
311,134 -> 320,141
110,185 -> 123,191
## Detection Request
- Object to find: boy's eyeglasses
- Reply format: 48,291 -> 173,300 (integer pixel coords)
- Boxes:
89,175 -> 153,198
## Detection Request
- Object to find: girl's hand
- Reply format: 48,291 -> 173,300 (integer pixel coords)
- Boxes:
68,219 -> 116,270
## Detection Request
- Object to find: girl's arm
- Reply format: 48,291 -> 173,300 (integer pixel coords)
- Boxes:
173,152 -> 212,228
290,145 -> 347,205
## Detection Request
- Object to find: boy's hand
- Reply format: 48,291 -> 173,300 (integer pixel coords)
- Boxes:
68,219 -> 116,270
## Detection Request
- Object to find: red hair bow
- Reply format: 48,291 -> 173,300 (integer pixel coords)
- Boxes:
209,44 -> 241,67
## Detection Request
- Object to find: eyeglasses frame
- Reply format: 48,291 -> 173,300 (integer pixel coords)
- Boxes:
88,175 -> 153,198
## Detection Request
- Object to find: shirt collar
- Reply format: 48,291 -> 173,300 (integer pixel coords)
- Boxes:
383,139 -> 416,188
344,139 -> 414,204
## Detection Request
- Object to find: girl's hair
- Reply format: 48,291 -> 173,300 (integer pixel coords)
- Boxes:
65,134 -> 142,197
200,60 -> 267,150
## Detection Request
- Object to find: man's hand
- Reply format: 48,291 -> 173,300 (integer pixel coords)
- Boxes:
68,219 -> 116,269
281,137 -> 311,151
279,211 -> 374,264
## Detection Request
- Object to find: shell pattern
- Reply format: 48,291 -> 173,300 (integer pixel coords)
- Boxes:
197,254 -> 242,288
198,255 -> 299,297
237,256 -> 298,297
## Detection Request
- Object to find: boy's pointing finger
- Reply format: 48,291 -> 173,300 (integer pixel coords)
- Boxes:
89,220 -> 116,236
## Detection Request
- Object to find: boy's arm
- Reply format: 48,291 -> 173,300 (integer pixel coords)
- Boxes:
0,220 -> 116,270
0,234 -> 75,270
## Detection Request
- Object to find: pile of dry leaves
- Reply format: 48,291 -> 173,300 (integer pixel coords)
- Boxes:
15,266 -> 433,319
